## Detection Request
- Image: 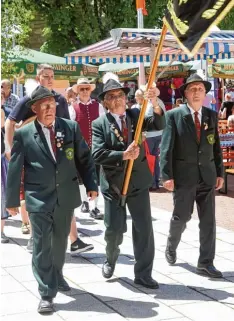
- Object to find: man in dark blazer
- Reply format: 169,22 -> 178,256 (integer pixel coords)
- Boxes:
160,74 -> 224,278
92,74 -> 165,289
6,86 -> 98,313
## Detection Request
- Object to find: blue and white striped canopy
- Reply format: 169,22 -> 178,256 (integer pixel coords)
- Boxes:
65,28 -> 234,64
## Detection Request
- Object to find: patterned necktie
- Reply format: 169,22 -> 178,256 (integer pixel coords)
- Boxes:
194,111 -> 201,142
46,125 -> 56,157
119,115 -> 128,143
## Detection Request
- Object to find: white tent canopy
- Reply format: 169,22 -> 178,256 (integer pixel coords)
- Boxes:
66,29 -> 234,64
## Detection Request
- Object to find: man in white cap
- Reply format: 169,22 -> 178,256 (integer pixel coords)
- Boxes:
72,78 -> 105,219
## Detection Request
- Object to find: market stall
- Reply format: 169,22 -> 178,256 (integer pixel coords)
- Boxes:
212,59 -> 234,79
3,46 -> 100,96
66,29 -> 234,65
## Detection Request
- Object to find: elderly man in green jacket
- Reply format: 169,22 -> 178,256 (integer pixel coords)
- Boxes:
6,86 -> 98,313
160,74 -> 224,278
92,74 -> 165,289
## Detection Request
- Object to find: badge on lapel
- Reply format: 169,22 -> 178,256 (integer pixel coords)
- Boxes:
203,115 -> 209,131
55,131 -> 65,150
110,124 -> 124,143
207,134 -> 215,145
204,122 -> 208,130
65,148 -> 74,160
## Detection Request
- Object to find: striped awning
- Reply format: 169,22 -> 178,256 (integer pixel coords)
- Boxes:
65,28 -> 234,64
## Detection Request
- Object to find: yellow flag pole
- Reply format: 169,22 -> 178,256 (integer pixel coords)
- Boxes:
121,24 -> 167,205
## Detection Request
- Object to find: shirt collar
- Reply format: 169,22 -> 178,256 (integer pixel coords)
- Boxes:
187,104 -> 202,116
37,119 -> 55,129
77,97 -> 92,105
109,111 -> 126,122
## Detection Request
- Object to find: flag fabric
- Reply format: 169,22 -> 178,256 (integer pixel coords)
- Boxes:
136,0 -> 148,15
163,0 -> 234,57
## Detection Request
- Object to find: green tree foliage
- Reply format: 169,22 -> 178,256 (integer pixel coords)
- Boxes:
5,0 -> 167,56
1,0 -> 234,60
1,0 -> 34,76
219,8 -> 234,30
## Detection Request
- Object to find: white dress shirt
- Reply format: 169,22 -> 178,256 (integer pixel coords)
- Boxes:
187,104 -> 202,124
68,104 -> 76,121
37,120 -> 56,161
109,112 -> 126,131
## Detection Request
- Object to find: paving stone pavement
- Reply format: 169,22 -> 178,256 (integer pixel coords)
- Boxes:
1,196 -> 234,321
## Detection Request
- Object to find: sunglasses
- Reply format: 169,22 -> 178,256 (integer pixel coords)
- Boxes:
79,87 -> 90,92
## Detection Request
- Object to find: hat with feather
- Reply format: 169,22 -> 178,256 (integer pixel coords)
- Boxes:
98,72 -> 130,100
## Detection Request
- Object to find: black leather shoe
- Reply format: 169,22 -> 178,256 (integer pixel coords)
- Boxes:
134,276 -> 159,289
165,247 -> 177,265
58,275 -> 71,291
196,265 -> 223,278
102,261 -> 115,279
81,201 -> 89,213
90,208 -> 104,220
38,297 -> 53,314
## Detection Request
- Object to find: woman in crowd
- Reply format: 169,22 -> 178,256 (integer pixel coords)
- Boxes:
65,87 -> 77,121
174,98 -> 183,108
219,93 -> 234,119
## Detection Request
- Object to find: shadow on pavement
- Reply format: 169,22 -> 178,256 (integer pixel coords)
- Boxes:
175,262 -> 234,279
78,227 -> 103,237
54,285 -> 159,319
118,276 -> 234,304
76,217 -> 99,226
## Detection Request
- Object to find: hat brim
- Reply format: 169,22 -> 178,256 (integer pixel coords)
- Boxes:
180,80 -> 211,96
72,83 -> 96,93
26,94 -> 54,108
98,86 -> 130,101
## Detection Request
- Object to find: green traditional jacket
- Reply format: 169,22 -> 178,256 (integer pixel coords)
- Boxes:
92,108 -> 165,196
6,117 -> 98,212
160,104 -> 223,187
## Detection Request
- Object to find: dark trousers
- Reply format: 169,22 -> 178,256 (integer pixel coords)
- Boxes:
167,181 -> 216,266
146,136 -> 161,188
29,205 -> 74,298
103,188 -> 155,278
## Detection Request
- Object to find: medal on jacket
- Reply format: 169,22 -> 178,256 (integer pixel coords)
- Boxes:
55,131 -> 65,150
204,122 -> 208,130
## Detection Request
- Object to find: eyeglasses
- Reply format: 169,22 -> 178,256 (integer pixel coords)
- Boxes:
79,87 -> 90,92
105,92 -> 125,101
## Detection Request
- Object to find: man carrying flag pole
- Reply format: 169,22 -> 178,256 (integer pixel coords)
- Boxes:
120,0 -> 233,278
121,0 -> 234,204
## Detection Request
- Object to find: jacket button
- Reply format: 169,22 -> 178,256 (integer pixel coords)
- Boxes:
198,151 -> 202,154
198,162 -> 201,165
116,163 -> 119,166
56,171 -> 58,174
56,183 -> 59,187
